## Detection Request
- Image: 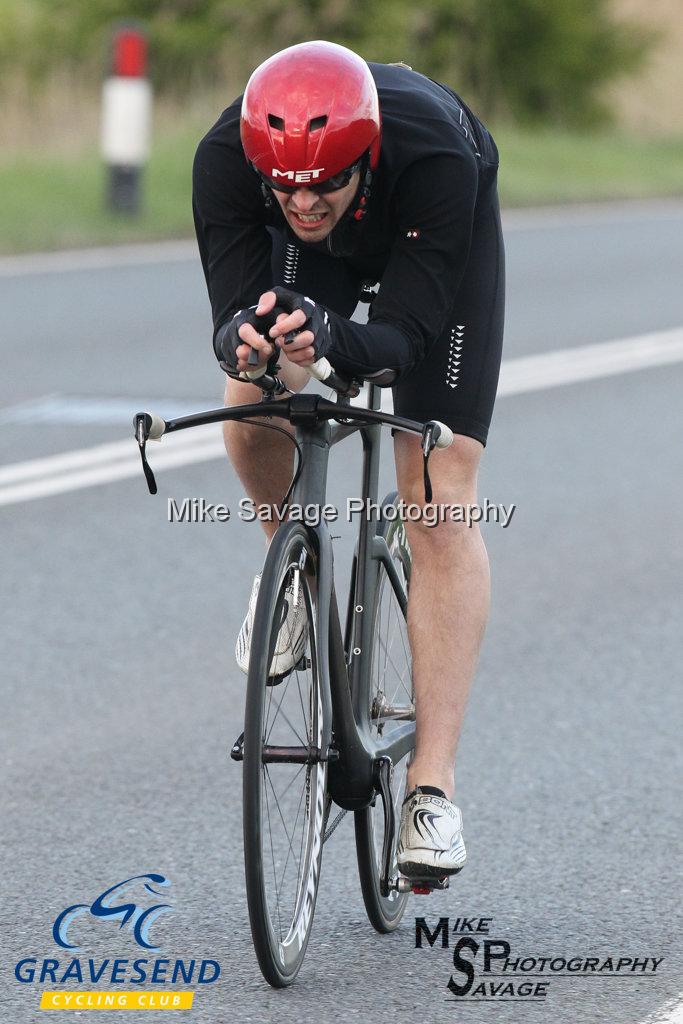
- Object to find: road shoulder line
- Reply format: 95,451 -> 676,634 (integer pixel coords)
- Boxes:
1,326 -> 682,506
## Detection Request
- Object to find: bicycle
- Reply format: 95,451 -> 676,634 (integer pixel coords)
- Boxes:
134,330 -> 454,987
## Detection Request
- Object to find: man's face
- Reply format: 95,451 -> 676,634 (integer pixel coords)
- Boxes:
272,172 -> 360,242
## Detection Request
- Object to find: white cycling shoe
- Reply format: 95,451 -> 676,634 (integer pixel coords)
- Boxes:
397,786 -> 467,879
236,573 -> 308,678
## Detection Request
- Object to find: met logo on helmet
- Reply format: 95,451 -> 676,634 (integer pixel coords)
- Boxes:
272,168 -> 324,183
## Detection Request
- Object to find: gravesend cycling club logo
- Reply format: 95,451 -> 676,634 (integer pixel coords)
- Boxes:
13,872 -> 221,1012
414,916 -> 665,1005
53,873 -> 172,951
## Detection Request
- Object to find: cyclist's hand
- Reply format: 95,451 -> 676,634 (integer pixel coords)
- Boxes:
214,305 -> 276,374
257,287 -> 332,367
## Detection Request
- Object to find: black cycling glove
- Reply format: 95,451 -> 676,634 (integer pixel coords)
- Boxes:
268,286 -> 333,362
214,305 -> 273,373
214,288 -> 333,375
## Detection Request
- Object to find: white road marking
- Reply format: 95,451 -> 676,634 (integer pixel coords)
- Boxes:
0,325 -> 681,507
641,996 -> 683,1024
0,425 -> 219,486
0,436 -> 224,506
497,326 -> 683,396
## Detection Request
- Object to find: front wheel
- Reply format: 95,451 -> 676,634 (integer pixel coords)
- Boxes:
355,493 -> 414,932
242,523 -> 327,986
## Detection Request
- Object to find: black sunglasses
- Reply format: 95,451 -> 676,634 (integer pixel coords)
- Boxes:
256,158 -> 362,195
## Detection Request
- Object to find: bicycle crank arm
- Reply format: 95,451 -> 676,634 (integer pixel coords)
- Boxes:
373,756 -> 396,898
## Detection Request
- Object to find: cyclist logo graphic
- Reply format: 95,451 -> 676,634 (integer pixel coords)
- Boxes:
414,809 -> 441,843
52,873 -> 173,951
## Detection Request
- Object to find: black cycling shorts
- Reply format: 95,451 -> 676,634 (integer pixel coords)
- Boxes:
269,173 -> 505,447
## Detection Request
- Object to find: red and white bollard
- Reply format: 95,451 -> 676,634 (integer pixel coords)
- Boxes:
101,25 -> 152,214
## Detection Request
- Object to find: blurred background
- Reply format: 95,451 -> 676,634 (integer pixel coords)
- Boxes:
1,0 -> 681,252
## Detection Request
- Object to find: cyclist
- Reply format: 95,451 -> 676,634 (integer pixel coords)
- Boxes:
193,41 -> 505,880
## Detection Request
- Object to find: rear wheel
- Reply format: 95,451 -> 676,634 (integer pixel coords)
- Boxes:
355,493 -> 414,932
242,523 -> 327,986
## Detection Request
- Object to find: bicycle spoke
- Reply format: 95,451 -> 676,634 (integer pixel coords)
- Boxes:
265,668 -> 308,749
376,633 -> 410,696
263,766 -> 284,940
262,760 -> 310,935
267,696 -> 308,750
264,765 -> 304,886
392,598 -> 411,681
275,768 -> 308,899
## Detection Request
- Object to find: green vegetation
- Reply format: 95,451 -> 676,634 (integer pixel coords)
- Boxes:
0,0 -> 674,254
2,0 -> 653,127
496,129 -> 683,206
1,126 -> 681,254
0,131 -> 198,253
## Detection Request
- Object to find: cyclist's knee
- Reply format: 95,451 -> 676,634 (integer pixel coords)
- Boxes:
394,431 -> 482,508
224,376 -> 262,408
393,432 -> 485,547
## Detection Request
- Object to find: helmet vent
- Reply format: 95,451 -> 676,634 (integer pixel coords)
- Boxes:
267,114 -> 285,131
309,116 -> 327,132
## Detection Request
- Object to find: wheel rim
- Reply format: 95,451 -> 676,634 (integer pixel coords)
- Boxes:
257,561 -> 326,970
368,525 -> 413,905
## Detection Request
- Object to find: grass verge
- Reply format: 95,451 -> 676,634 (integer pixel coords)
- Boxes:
0,129 -> 201,254
1,127 -> 681,254
496,128 -> 683,206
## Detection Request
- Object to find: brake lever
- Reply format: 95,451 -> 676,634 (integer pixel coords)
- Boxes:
420,421 -> 454,502
133,412 -> 165,495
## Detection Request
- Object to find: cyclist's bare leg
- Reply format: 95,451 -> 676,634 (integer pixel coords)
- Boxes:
393,432 -> 490,802
222,363 -> 309,542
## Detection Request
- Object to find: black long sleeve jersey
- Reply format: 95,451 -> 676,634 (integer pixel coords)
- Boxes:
192,62 -> 499,380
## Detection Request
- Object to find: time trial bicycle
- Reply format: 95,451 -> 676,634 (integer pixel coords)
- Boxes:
134,330 -> 454,987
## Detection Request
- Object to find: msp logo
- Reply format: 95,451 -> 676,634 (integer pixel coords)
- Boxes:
414,916 -> 665,1005
53,873 -> 173,951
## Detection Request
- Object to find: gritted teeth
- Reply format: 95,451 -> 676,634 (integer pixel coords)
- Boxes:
293,212 -> 327,222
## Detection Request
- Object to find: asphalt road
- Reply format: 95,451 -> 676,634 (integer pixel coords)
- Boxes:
1,200 -> 682,1024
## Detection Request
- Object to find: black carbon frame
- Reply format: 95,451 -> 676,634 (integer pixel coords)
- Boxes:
138,384 -> 426,810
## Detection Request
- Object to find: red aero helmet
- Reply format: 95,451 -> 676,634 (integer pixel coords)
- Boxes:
240,41 -> 381,185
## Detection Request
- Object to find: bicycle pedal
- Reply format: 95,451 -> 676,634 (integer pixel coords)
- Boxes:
420,875 -> 450,892
395,874 -> 450,894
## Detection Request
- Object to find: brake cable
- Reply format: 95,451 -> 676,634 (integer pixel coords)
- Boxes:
238,418 -> 304,520
134,409 -> 303,510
